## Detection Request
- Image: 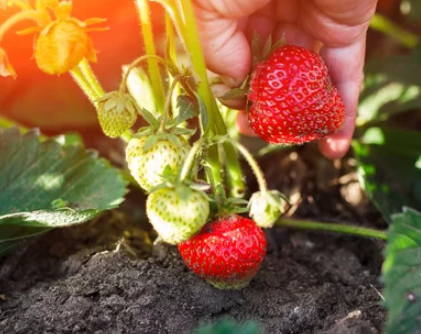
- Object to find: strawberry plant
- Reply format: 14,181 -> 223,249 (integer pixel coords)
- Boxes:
0,1 -> 421,334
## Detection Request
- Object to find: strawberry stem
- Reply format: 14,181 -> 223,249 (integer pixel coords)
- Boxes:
275,219 -> 387,240
0,10 -> 45,42
179,138 -> 205,182
135,0 -> 166,112
70,65 -> 103,103
159,74 -> 182,132
176,0 -> 245,198
78,58 -> 105,98
119,55 -> 168,94
224,138 -> 268,194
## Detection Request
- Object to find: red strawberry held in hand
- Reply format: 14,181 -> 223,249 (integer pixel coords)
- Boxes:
247,45 -> 345,145
178,214 -> 267,289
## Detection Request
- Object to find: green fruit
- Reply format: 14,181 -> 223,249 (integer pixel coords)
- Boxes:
248,191 -> 283,228
146,187 -> 210,244
126,136 -> 190,192
96,91 -> 138,138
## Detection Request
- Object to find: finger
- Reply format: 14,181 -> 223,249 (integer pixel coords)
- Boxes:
273,22 -> 322,53
318,38 -> 366,159
236,110 -> 258,137
194,0 -> 271,85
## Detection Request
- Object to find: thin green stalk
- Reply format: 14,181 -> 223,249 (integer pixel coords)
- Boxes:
136,0 -> 165,111
119,55 -> 168,93
179,0 -> 245,198
70,66 -> 100,104
275,219 -> 387,240
179,138 -> 205,182
370,13 -> 419,49
228,139 -> 267,194
159,74 -> 182,132
78,59 -> 105,98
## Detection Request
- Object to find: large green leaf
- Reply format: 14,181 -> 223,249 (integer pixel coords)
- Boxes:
193,319 -> 261,334
353,127 -> 421,223
0,128 -> 127,254
384,208 -> 421,334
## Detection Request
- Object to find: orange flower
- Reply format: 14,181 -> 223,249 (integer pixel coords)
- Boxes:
35,18 -> 97,75
0,0 -> 107,76
0,47 -> 16,78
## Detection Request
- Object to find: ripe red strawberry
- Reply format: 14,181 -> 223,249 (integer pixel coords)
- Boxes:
178,214 -> 267,289
247,45 -> 345,144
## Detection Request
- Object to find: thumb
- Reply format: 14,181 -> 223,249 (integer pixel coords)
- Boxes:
193,0 -> 270,86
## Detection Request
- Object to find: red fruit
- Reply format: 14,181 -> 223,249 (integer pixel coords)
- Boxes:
247,45 -> 345,144
178,214 -> 267,289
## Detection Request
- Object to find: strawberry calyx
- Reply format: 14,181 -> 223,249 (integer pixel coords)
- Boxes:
218,33 -> 286,102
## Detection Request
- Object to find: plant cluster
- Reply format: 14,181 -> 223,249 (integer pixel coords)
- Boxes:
2,0 -> 421,333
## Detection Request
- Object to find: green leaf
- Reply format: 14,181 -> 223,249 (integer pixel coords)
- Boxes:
0,128 -> 127,254
193,319 -> 262,334
170,95 -> 197,126
353,127 -> 421,223
384,208 -> 421,334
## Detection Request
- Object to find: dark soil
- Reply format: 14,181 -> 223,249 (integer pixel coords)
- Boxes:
0,142 -> 387,334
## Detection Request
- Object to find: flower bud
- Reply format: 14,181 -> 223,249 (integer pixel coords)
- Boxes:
35,19 -> 96,75
96,91 -> 139,138
249,191 -> 284,228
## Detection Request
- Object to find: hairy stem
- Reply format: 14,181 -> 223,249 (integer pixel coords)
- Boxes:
119,55 -> 168,94
179,0 -> 245,198
70,66 -> 101,103
135,0 -> 165,111
275,219 -> 387,240
159,74 -> 182,132
179,138 -> 205,182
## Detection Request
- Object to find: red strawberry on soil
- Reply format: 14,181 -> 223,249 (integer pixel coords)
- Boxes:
178,214 -> 267,289
247,45 -> 345,145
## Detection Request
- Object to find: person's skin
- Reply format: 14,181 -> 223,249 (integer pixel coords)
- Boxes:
193,0 -> 378,159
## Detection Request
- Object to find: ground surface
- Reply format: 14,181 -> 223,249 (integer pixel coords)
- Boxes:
0,143 -> 388,334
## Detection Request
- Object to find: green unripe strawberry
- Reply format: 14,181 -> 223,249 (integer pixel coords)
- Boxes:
146,187 -> 210,244
126,135 -> 190,192
96,91 -> 138,138
248,191 -> 285,228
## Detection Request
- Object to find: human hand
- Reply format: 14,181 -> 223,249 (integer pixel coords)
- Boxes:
194,0 -> 378,159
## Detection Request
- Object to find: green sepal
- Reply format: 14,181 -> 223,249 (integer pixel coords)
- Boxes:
171,127 -> 196,136
139,108 -> 160,128
269,34 -> 286,54
251,30 -> 262,66
262,34 -> 273,60
168,95 -> 197,127
142,134 -> 161,153
219,88 -> 247,100
195,93 -> 209,134
134,127 -> 153,138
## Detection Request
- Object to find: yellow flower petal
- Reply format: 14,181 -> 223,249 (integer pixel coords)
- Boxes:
0,48 -> 16,78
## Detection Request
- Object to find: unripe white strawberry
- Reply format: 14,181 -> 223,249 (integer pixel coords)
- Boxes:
146,187 -> 210,244
126,135 -> 190,192
96,91 -> 138,138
